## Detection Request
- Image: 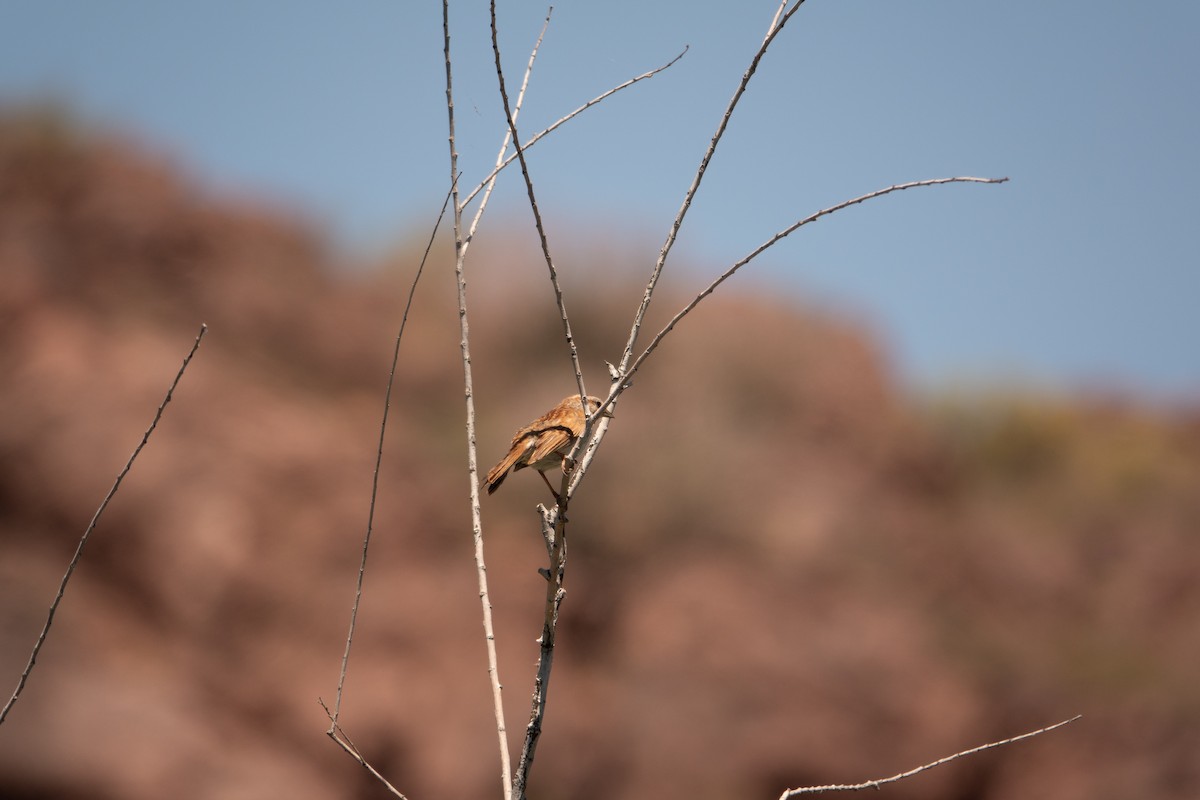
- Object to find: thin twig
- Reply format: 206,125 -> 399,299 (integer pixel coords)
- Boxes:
616,0 -> 807,376
1,324 -> 207,726
464,6 -> 552,251
490,0 -> 588,403
624,176 -> 1009,384
329,182 -> 454,728
319,698 -> 410,800
460,45 -> 688,210
765,0 -> 791,44
567,2 -> 809,494
779,715 -> 1082,797
446,1 -> 512,795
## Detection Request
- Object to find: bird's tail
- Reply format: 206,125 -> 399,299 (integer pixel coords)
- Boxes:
482,449 -> 523,495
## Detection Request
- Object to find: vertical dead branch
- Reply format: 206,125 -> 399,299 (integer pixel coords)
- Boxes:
486,4 -> 594,796
509,501 -> 568,800
446,1 -> 512,795
489,0 -> 588,402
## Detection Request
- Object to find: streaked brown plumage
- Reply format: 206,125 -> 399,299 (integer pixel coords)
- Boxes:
483,394 -> 610,498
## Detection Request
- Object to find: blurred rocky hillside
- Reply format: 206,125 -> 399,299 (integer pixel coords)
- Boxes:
1,110 -> 1198,799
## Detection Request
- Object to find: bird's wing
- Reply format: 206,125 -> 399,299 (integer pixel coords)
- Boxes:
525,425 -> 574,465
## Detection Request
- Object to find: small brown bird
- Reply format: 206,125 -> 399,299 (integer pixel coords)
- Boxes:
483,394 -> 610,499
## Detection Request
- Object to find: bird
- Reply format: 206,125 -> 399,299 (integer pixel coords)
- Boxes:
483,394 -> 611,500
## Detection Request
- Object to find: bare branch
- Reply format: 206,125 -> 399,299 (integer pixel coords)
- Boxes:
779,715 -> 1082,797
512,501 -> 570,800
566,413 -> 612,498
319,698 -> 410,800
617,0 -> 808,376
463,7 -> 553,250
765,0 -> 791,44
328,182 -> 454,728
446,1 -> 512,794
460,45 -> 688,210
490,0 -> 588,402
624,176 -> 1009,385
1,324 -> 207,726
566,361 -> 625,495
560,1 -> 808,503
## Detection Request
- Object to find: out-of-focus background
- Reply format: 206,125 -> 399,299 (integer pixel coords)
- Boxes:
1,3 -> 1198,799
2,1 -> 1198,396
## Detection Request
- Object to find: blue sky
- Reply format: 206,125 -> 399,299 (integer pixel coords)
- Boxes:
2,1 -> 1197,398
